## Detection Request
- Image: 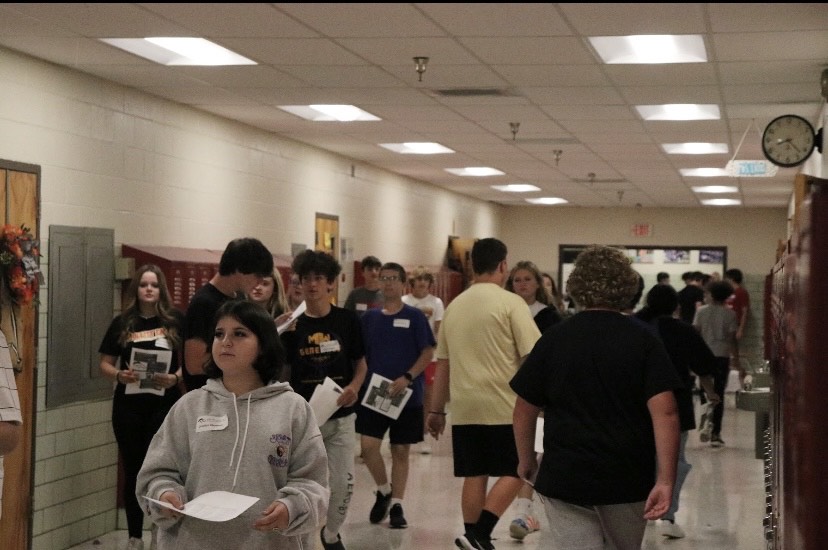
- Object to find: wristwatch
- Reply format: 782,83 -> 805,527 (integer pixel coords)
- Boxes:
402,372 -> 413,383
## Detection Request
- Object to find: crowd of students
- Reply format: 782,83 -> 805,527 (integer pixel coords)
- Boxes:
94,238 -> 749,550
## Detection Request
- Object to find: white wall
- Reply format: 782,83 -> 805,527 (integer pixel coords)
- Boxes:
0,47 -> 501,550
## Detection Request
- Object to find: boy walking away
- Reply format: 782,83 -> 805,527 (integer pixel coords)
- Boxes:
358,262 -> 435,529
693,281 -> 737,447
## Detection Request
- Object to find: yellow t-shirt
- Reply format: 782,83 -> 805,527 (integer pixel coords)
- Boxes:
436,283 -> 541,425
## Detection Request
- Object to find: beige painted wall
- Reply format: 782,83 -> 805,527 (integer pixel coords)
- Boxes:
501,206 -> 788,279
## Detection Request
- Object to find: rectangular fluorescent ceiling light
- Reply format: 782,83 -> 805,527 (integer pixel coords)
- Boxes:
491,184 -> 540,193
278,105 -> 381,122
693,185 -> 738,194
445,167 -> 505,177
662,143 -> 728,154
525,197 -> 568,205
680,168 -> 729,177
702,198 -> 741,206
380,142 -> 454,154
589,35 -> 707,64
100,37 -> 256,66
636,104 -> 720,121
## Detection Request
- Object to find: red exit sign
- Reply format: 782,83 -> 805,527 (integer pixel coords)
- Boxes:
631,223 -> 653,237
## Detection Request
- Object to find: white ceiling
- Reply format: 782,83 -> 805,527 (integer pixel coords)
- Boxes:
1,3 -> 826,208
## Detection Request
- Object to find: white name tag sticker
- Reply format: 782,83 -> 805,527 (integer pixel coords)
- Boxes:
356,303 -> 368,311
155,337 -> 171,350
196,415 -> 228,432
319,340 -> 341,353
393,318 -> 410,328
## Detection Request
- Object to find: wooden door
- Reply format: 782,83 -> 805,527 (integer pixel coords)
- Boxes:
0,163 -> 40,550
314,213 -> 340,303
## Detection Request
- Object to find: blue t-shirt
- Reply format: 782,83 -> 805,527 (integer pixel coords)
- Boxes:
360,304 -> 435,407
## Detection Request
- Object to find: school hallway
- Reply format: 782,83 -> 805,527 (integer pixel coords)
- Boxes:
68,395 -> 764,550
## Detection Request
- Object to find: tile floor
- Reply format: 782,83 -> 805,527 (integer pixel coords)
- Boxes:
69,394 -> 764,550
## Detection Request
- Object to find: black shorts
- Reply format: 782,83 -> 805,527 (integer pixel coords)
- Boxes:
355,405 -> 424,445
452,424 -> 519,478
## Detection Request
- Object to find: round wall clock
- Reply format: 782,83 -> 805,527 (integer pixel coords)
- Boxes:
761,114 -> 816,167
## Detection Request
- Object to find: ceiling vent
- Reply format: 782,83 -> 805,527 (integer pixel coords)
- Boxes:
432,88 -> 516,97
511,137 -> 580,145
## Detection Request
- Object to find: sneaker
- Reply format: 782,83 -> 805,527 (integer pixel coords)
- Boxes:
656,519 -> 686,539
320,531 -> 346,550
509,514 -> 540,540
711,434 -> 725,448
389,503 -> 408,529
698,403 -> 714,442
126,538 -> 144,550
455,533 -> 481,550
369,490 -> 392,523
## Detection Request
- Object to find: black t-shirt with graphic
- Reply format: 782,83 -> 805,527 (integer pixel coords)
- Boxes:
282,306 -> 365,419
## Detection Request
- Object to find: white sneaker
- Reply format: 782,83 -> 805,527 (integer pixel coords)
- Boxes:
656,519 -> 686,539
698,403 -> 714,442
509,514 -> 540,540
126,537 -> 144,550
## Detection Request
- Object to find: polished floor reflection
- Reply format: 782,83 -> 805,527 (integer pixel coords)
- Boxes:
69,395 -> 764,550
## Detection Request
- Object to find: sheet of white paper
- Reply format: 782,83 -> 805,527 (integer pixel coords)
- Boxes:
143,491 -> 259,522
277,301 -> 307,334
308,376 -> 342,427
534,417 -> 544,454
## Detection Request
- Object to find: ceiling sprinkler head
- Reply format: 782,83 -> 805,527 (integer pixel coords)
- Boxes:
413,56 -> 429,82
510,122 -> 520,140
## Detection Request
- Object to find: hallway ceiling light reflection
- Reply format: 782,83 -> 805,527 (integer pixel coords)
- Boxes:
525,197 -> 568,205
278,105 -> 381,121
379,142 -> 454,154
693,185 -> 739,194
662,143 -> 728,154
702,198 -> 742,206
100,37 -> 256,66
588,35 -> 707,64
636,104 -> 720,121
491,184 -> 540,193
680,168 -> 729,177
445,167 -> 505,177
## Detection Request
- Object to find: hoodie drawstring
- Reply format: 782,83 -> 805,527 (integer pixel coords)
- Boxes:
228,393 -> 253,490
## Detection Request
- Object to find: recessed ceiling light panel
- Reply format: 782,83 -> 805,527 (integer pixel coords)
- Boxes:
445,167 -> 505,177
636,104 -> 720,121
589,34 -> 707,64
693,185 -> 738,194
100,37 -> 256,66
380,142 -> 454,154
491,184 -> 540,193
701,198 -> 741,206
662,143 -> 728,154
525,197 -> 568,205
680,168 -> 729,177
278,105 -> 381,122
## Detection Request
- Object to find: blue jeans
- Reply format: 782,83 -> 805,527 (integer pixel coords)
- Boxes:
664,431 -> 691,522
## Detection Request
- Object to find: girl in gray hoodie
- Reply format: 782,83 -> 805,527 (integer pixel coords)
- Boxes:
137,300 -> 329,549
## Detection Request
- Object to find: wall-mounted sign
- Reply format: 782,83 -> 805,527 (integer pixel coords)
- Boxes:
631,223 -> 653,237
725,160 -> 779,177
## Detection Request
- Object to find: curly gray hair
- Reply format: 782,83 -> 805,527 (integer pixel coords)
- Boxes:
566,245 -> 639,310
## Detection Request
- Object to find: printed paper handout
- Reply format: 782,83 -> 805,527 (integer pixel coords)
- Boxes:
308,376 -> 343,427
360,373 -> 412,420
125,348 -> 172,396
143,490 -> 259,522
277,301 -> 307,334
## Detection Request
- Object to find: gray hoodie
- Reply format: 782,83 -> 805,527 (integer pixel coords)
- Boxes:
137,379 -> 329,549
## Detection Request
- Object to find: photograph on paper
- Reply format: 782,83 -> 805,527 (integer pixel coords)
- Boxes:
360,373 -> 412,420
125,348 -> 172,396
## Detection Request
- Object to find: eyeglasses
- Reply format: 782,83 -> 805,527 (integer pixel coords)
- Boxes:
379,275 -> 400,282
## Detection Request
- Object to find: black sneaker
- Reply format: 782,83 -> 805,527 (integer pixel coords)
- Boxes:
455,533 -> 480,550
320,531 -> 346,550
389,503 -> 408,528
369,490 -> 392,523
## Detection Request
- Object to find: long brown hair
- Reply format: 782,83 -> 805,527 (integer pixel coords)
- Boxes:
119,264 -> 181,349
505,260 -> 549,306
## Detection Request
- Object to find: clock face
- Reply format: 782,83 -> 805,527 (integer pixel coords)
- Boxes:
762,114 -> 816,167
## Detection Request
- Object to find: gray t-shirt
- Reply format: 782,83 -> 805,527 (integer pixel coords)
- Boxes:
693,303 -> 737,357
343,286 -> 383,317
